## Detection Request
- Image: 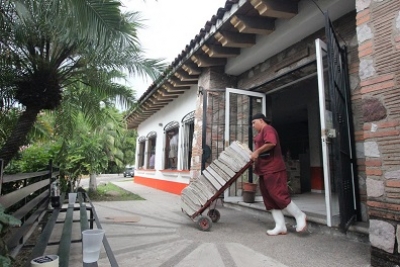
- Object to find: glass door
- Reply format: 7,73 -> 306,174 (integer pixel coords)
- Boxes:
223,88 -> 266,202
316,38 -> 336,227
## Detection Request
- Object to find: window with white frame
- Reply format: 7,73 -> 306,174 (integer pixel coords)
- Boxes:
137,136 -> 146,168
181,111 -> 195,170
163,121 -> 179,169
146,131 -> 156,169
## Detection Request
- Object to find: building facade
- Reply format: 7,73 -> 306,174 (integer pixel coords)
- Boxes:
126,0 -> 400,265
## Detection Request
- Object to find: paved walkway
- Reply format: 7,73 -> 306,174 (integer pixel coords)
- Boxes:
90,180 -> 371,267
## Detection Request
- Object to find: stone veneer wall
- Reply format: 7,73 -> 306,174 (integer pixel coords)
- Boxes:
190,67 -> 237,181
356,0 -> 400,265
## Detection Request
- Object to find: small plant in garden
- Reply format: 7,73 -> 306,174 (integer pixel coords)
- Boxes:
0,204 -> 21,267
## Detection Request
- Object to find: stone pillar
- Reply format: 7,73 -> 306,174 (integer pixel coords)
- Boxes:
190,67 -> 237,181
356,0 -> 400,265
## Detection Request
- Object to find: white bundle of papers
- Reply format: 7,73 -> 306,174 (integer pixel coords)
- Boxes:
181,141 -> 252,216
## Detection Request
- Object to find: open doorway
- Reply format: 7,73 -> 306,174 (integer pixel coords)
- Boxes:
268,76 -> 317,194
262,73 -> 340,224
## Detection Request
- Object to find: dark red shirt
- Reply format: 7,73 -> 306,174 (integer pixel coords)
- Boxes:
253,124 -> 286,175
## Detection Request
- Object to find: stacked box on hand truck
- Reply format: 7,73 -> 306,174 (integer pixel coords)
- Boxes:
181,141 -> 253,231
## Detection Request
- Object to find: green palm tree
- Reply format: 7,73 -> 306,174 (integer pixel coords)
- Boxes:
54,71 -> 137,191
0,0 -> 165,167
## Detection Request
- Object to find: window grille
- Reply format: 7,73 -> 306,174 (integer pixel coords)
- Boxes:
137,136 -> 146,168
164,121 -> 180,169
182,110 -> 195,124
147,131 -> 157,138
181,111 -> 195,170
146,132 -> 157,169
163,121 -> 179,132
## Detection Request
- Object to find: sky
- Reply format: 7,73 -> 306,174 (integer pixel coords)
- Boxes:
121,0 -> 227,99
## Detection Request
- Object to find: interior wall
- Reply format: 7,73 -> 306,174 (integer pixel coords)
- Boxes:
267,76 -> 321,193
268,78 -> 318,157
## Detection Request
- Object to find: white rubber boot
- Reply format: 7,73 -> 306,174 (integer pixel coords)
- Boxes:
266,209 -> 287,236
285,201 -> 307,232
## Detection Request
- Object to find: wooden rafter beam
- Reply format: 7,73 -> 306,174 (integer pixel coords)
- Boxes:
250,0 -> 298,19
141,104 -> 161,114
143,107 -> 162,112
174,69 -> 199,81
182,63 -> 202,75
148,96 -> 173,105
190,54 -> 227,67
162,83 -> 188,93
146,105 -> 165,110
131,117 -> 141,124
156,92 -> 179,100
165,81 -> 191,91
230,15 -> 275,35
153,96 -> 174,103
214,31 -> 256,48
168,77 -> 197,87
155,89 -> 179,99
136,112 -> 148,118
202,44 -> 240,58
142,102 -> 162,110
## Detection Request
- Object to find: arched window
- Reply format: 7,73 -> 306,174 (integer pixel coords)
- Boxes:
137,136 -> 146,169
181,111 -> 195,170
146,131 -> 157,169
164,121 -> 179,169
163,121 -> 179,132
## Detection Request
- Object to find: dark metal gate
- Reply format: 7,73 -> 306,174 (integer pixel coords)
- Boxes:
200,88 -> 265,201
325,13 -> 359,231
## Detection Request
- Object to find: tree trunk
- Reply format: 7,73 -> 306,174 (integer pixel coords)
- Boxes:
89,173 -> 97,192
0,106 -> 41,167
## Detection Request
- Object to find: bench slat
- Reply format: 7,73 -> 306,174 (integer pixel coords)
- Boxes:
58,204 -> 75,267
80,193 -> 99,267
24,194 -> 65,267
79,193 -> 89,231
18,191 -> 118,267
87,195 -> 119,267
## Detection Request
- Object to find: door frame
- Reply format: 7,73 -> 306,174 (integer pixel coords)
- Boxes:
223,88 -> 266,202
316,38 -> 335,227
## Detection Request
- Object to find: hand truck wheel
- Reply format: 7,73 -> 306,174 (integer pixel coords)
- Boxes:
207,209 -> 221,223
196,216 -> 212,231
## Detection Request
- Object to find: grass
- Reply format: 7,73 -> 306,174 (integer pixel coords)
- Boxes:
87,182 -> 145,201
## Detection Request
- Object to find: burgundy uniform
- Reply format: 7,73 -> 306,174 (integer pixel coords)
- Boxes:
253,124 -> 290,210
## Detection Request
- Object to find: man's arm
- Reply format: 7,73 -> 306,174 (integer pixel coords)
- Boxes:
251,143 -> 276,161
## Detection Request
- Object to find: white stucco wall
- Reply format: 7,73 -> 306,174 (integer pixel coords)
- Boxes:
136,85 -> 198,172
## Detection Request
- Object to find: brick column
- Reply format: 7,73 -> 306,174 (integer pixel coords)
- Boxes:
190,67 -> 237,181
356,0 -> 400,265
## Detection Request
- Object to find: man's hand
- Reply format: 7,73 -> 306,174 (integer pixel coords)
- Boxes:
250,151 -> 259,161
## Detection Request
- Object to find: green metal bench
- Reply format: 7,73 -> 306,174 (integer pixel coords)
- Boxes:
0,160 -> 118,266
26,192 -> 118,267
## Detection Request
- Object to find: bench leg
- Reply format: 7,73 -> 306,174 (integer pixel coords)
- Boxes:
90,209 -> 94,229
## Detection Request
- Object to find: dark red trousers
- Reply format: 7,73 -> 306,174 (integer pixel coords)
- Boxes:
259,170 -> 291,210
